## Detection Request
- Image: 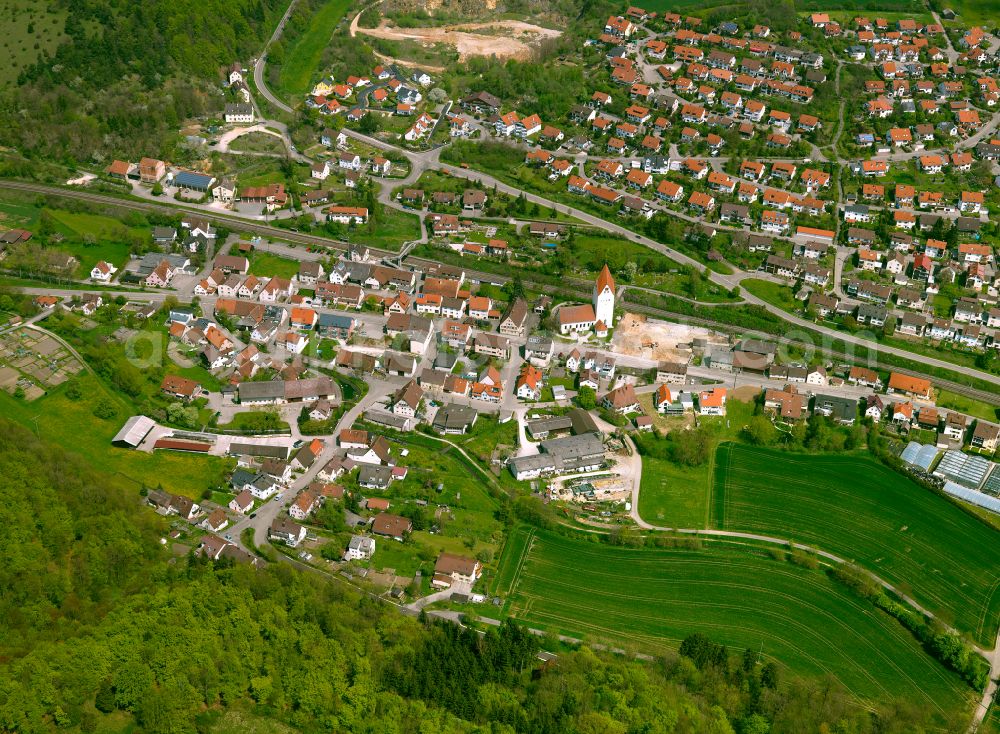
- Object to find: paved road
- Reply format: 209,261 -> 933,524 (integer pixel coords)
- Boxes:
229,377 -> 396,549
10,8 -> 1000,396
240,10 -> 1000,390
253,0 -> 299,115
428,162 -> 1000,387
253,20 -> 1000,725
5,188 -> 998,399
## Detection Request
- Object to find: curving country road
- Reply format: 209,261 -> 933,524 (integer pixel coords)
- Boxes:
621,433 -> 999,731
6,170 -> 1000,390
252,0 -> 299,116
427,156 -> 1000,387
249,11 -> 1000,727
242,40 -> 1000,393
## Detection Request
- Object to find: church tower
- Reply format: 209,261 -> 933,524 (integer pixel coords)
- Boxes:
593,264 -> 616,328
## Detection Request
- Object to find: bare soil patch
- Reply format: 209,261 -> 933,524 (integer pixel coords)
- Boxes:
357,19 -> 561,61
611,312 -> 727,362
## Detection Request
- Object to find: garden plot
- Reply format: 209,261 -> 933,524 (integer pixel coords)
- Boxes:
0,328 -> 83,398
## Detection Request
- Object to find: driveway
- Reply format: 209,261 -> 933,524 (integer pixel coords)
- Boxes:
514,408 -> 539,457
406,579 -> 472,611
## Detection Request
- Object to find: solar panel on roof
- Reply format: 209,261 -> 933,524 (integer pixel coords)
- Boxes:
174,171 -> 214,189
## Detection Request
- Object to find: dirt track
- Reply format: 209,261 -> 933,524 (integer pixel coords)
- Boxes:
355,19 -> 561,61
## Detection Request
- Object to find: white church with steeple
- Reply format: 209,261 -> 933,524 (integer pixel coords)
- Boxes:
593,264 -> 615,331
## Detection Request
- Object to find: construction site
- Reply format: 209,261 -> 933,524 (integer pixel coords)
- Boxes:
610,312 -> 728,363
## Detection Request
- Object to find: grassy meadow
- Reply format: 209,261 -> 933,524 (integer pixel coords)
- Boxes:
0,372 -> 232,500
276,0 -> 353,101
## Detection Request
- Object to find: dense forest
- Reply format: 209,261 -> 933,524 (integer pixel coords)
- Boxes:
0,0 -> 285,163
0,417 -> 959,733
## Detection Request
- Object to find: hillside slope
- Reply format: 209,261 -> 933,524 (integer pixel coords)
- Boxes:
0,0 -> 285,162
0,416 -> 955,733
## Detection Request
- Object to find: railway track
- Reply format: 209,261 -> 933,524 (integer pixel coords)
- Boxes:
3,179 -> 998,406
0,180 -> 391,258
616,299 -> 1000,407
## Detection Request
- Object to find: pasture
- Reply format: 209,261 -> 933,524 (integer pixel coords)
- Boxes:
637,455 -> 710,528
46,209 -> 142,277
345,207 -> 422,252
500,528 -> 973,722
0,198 -> 140,278
0,372 -> 232,500
277,0 -> 353,101
634,398 -> 756,526
248,252 -> 301,279
0,0 -> 67,87
712,443 -> 1000,646
934,0 -> 997,26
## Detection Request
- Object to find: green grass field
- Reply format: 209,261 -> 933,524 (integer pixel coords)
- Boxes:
501,528 -> 973,721
635,398 -> 756,526
937,0 -> 998,26
228,131 -> 288,155
742,278 -> 801,313
0,197 -> 41,230
249,252 -> 301,279
491,526 -> 533,596
277,0 -> 353,101
0,372 -> 232,500
0,0 -> 67,87
936,389 -> 1000,423
46,208 -> 147,277
981,704 -> 1000,734
638,0 -> 730,10
638,456 -> 713,528
449,415 -> 518,467
216,411 -> 290,433
712,443 -> 1000,646
343,208 -> 421,252
0,201 -> 141,278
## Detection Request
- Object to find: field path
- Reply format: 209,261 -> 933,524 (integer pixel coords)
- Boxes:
629,441 -> 1000,729
629,461 -> 987,656
509,530 -> 972,714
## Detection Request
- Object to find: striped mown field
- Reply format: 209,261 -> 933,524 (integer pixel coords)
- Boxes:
500,529 -> 974,725
712,443 -> 1000,647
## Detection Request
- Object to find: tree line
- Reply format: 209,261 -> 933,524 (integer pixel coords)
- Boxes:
0,414 -> 963,734
0,0 -> 286,163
